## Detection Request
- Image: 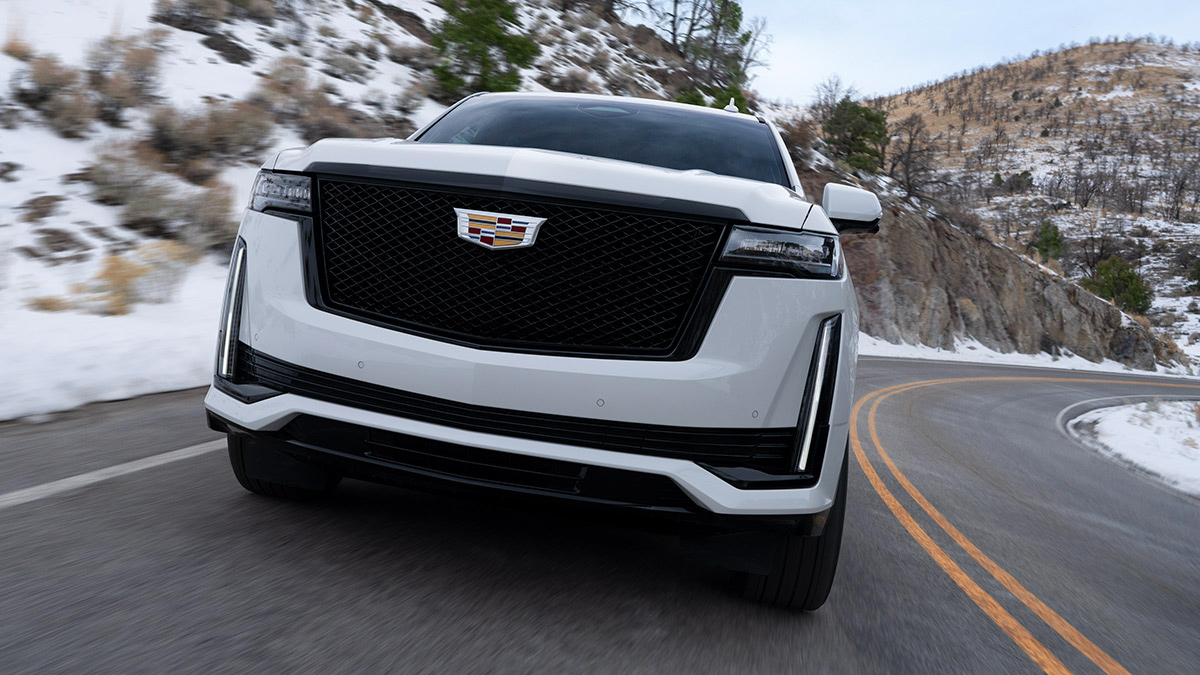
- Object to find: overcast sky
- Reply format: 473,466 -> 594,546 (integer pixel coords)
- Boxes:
738,0 -> 1200,105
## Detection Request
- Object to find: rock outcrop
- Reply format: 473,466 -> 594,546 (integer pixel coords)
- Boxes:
814,177 -> 1187,371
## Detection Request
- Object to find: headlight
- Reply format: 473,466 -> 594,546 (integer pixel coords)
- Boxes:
719,226 -> 841,279
249,171 -> 311,214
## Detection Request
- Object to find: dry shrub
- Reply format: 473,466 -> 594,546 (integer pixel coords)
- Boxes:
254,56 -> 330,119
318,24 -> 339,39
776,116 -> 816,167
389,43 -> 438,69
84,32 -> 164,120
148,100 -> 274,168
3,31 -> 34,61
20,195 -> 64,223
537,25 -> 566,46
253,57 -> 384,141
84,144 -> 236,251
16,56 -> 79,107
45,89 -> 96,138
95,72 -> 137,126
606,63 -> 647,96
179,181 -> 237,251
941,203 -> 984,236
226,0 -> 276,23
87,144 -> 171,209
25,295 -> 73,312
588,51 -> 611,73
370,31 -> 393,49
87,254 -> 151,315
9,56 -> 98,137
322,50 -> 370,83
298,104 -> 383,143
1131,314 -> 1153,329
133,240 -> 201,303
537,69 -> 597,94
257,56 -> 313,100
122,43 -> 162,97
119,180 -> 179,237
577,11 -> 602,30
152,0 -> 227,33
359,41 -> 381,62
394,77 -> 429,116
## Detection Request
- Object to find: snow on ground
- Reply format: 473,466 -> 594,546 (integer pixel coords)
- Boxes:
0,261 -> 227,421
859,334 -> 1196,378
1068,400 -> 1200,498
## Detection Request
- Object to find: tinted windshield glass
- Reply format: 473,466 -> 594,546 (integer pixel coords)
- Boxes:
415,97 -> 790,187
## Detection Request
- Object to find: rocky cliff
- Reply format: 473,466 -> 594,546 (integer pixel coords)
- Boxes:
803,174 -> 1188,371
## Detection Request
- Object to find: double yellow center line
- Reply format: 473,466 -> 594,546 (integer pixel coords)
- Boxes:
853,375 -> 1200,675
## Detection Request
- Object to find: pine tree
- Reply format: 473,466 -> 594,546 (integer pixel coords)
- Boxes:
1081,257 -> 1154,314
1031,220 -> 1065,260
822,97 -> 888,172
431,0 -> 540,99
674,89 -> 706,106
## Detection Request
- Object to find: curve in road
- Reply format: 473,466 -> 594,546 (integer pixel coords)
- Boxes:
0,358 -> 1197,674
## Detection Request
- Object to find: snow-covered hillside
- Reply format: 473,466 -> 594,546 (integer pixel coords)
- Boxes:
0,0 -> 711,419
880,40 -> 1200,363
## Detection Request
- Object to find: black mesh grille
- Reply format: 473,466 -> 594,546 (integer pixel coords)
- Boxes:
314,179 -> 724,355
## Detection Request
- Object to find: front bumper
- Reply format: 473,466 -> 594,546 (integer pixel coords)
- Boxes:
207,406 -> 830,536
206,384 -> 845,518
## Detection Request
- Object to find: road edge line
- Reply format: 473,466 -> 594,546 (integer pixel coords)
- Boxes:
0,440 -> 224,511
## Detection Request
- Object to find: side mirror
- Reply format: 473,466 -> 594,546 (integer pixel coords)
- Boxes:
822,183 -> 882,235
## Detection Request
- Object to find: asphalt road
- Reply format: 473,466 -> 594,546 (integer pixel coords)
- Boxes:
1,358 -> 1198,674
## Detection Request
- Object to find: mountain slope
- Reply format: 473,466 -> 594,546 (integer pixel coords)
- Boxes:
872,38 -> 1200,363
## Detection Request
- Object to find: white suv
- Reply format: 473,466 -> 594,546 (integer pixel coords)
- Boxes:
204,92 -> 881,610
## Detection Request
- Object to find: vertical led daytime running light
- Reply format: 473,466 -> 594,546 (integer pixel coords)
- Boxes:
218,239 -> 247,379
797,317 -> 836,471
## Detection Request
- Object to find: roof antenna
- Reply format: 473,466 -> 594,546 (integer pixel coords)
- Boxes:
723,97 -> 739,113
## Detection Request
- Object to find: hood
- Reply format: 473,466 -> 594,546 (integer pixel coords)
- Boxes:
271,139 -> 829,234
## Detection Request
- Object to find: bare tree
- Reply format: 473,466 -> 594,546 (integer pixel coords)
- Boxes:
811,75 -> 858,124
736,15 -> 771,83
887,113 -> 939,197
1075,210 -> 1123,276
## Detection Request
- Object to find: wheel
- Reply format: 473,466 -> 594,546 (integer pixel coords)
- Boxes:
228,434 -> 341,500
742,445 -> 848,610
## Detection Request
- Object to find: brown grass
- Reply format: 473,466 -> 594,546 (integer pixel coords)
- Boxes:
3,31 -> 34,61
91,253 -> 151,315
25,295 -> 73,312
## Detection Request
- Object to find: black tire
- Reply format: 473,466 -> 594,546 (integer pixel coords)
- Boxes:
228,434 -> 341,500
742,445 -> 848,610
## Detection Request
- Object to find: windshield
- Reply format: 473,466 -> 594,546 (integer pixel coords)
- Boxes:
414,96 -> 790,187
